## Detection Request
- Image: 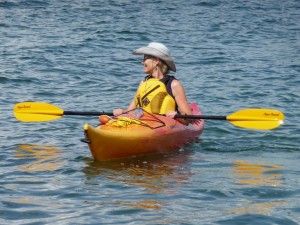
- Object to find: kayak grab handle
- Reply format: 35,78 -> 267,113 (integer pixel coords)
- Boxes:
80,138 -> 91,144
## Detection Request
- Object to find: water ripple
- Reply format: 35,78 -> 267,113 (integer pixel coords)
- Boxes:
1,0 -> 299,224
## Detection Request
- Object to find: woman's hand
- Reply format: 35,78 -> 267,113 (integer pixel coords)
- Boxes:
166,110 -> 189,125
166,110 -> 202,125
113,108 -> 124,116
166,110 -> 177,118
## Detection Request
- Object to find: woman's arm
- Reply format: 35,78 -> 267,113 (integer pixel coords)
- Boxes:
166,79 -> 193,124
113,81 -> 143,116
172,80 -> 192,115
113,98 -> 136,116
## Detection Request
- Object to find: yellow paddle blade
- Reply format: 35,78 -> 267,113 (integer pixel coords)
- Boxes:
14,102 -> 64,122
226,108 -> 284,130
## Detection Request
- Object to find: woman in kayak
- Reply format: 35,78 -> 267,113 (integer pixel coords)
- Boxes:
113,42 -> 193,124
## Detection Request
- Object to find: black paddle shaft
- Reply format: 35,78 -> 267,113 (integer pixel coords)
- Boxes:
175,115 -> 227,120
64,111 -> 226,120
64,111 -> 114,116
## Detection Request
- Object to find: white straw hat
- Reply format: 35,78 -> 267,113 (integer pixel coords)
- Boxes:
133,42 -> 176,72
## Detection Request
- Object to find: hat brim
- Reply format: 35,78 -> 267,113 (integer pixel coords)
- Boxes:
133,47 -> 176,72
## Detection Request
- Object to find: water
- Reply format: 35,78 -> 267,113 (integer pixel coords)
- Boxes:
1,0 -> 299,224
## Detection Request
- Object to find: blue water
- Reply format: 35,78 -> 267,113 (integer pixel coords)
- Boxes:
1,0 -> 300,224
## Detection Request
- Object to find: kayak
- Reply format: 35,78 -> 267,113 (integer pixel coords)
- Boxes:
82,103 -> 204,161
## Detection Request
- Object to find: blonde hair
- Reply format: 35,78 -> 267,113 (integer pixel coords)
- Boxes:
158,60 -> 170,75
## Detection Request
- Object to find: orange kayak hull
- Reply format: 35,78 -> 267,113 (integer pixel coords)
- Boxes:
83,103 -> 204,161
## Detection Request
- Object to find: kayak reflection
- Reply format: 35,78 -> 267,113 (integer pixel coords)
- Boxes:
83,150 -> 193,194
15,144 -> 63,172
82,150 -> 194,210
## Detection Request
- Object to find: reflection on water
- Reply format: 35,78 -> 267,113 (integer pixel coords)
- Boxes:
15,144 -> 63,172
230,161 -> 286,215
233,161 -> 282,187
119,199 -> 162,209
227,201 -> 286,215
82,150 -> 194,210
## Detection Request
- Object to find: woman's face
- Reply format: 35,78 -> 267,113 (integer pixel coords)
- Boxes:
142,55 -> 158,75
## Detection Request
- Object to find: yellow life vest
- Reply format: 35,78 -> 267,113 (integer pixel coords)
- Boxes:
135,78 -> 176,114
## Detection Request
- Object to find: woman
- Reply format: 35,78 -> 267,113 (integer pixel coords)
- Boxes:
113,42 -> 193,124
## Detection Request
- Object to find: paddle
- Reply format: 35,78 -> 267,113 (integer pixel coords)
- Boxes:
14,102 -> 284,130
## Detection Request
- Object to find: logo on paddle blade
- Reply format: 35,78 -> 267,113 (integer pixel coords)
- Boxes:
17,104 -> 31,111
